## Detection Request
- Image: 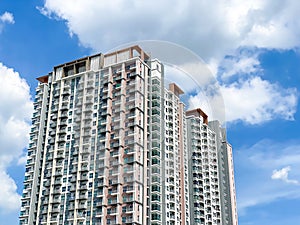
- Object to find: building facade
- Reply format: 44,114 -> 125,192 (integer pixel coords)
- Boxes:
149,59 -> 190,225
186,109 -> 221,225
208,121 -> 238,225
20,46 -> 237,225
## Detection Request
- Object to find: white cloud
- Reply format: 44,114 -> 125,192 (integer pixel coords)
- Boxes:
189,76 -> 298,124
40,0 -> 300,60
235,140 -> 300,212
219,51 -> 261,79
221,77 -> 297,124
165,63 -> 214,93
0,63 -> 33,213
0,170 -> 21,214
0,12 -> 14,24
0,12 -> 14,33
17,155 -> 27,166
271,166 -> 299,184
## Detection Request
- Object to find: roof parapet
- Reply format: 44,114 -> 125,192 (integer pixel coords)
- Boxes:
36,75 -> 49,84
104,45 -> 150,66
186,108 -> 208,125
169,83 -> 184,97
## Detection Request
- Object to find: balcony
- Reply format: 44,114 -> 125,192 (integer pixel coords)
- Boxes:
113,100 -> 121,106
82,130 -> 91,137
77,84 -> 84,91
57,136 -> 66,142
51,208 -> 60,213
24,175 -> 34,182
100,103 -> 108,109
98,160 -> 109,168
54,170 -> 63,177
123,167 -> 134,174
72,148 -> 79,156
126,97 -> 136,103
124,148 -> 135,155
127,81 -> 136,88
110,159 -> 120,167
53,180 -> 62,186
63,85 -> 70,91
61,104 -> 69,110
83,115 -> 92,121
19,210 -> 30,217
50,122 -> 57,128
43,180 -> 51,187
86,80 -> 94,87
127,130 -> 136,136
95,201 -> 106,207
79,165 -> 89,172
48,138 -> 55,144
109,178 -> 121,185
62,89 -> 70,96
59,120 -> 67,126
85,97 -> 94,104
78,185 -> 87,190
79,193 -> 88,200
82,122 -> 91,129
108,198 -> 118,205
52,188 -> 61,194
124,156 -> 136,164
108,188 -> 118,196
122,195 -> 134,203
110,142 -> 120,148
69,186 -> 77,192
77,202 -> 87,209
123,176 -> 135,183
123,186 -> 134,193
57,129 -> 66,136
76,100 -> 83,107
55,152 -> 64,159
59,112 -> 68,119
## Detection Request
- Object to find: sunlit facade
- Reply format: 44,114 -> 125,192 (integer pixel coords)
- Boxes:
20,45 -> 237,225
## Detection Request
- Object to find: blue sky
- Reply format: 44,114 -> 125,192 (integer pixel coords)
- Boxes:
0,0 -> 300,225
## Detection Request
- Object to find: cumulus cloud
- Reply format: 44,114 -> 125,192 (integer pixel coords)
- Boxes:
0,63 -> 33,213
271,166 -> 299,184
0,12 -> 14,24
39,0 -> 300,60
219,50 -> 262,79
0,170 -> 21,214
235,140 -> 300,212
0,12 -> 14,33
220,77 -> 297,124
188,76 -> 297,124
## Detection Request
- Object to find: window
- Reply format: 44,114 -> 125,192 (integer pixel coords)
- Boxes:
151,194 -> 160,201
151,213 -> 161,220
152,158 -> 160,165
151,204 -> 161,211
152,167 -> 160,174
151,185 -> 160,192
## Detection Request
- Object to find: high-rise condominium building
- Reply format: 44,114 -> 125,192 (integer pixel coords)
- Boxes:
20,46 -> 237,225
208,121 -> 238,225
186,110 -> 238,225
